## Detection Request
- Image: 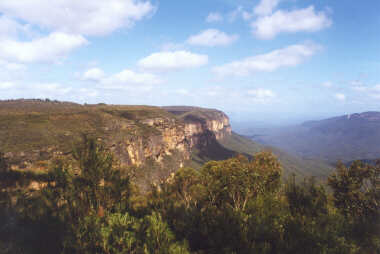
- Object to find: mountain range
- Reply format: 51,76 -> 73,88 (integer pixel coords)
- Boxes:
248,111 -> 380,164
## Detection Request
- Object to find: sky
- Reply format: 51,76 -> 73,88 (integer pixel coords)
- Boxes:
0,0 -> 379,125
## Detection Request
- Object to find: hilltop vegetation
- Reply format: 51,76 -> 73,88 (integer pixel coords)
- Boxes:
0,99 -> 173,153
1,137 -> 378,253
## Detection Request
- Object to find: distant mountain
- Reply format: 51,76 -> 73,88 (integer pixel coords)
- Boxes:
251,111 -> 380,164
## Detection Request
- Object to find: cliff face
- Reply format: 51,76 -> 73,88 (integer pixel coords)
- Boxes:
182,110 -> 231,148
0,100 -> 232,171
111,107 -> 232,167
111,117 -> 190,167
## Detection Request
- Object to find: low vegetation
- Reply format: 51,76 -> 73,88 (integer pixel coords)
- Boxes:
1,136 -> 379,253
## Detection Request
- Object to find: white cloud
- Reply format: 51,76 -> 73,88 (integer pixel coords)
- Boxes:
213,43 -> 319,77
187,29 -> 238,47
334,93 -> 345,101
206,12 -> 223,23
252,6 -> 332,39
254,0 -> 280,16
247,89 -> 276,103
138,51 -> 208,72
0,0 -> 155,36
0,81 -> 15,89
101,69 -> 162,90
0,32 -> 87,63
83,68 -> 105,81
321,81 -> 332,88
0,59 -> 26,71
80,67 -> 162,90
110,69 -> 161,84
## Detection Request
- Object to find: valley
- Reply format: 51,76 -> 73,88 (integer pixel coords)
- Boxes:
241,112 -> 380,164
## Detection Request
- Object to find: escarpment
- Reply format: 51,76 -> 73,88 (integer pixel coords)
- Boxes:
163,106 -> 232,148
0,100 -> 232,172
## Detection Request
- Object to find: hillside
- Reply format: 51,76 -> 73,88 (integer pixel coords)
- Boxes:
219,133 -> 333,178
251,111 -> 380,164
165,107 -> 333,178
0,100 -> 332,181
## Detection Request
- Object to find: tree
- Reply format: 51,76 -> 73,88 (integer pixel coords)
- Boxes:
328,161 -> 380,252
38,135 -> 132,252
200,153 -> 282,212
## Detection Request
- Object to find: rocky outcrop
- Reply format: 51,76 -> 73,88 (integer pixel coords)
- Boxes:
110,107 -> 232,167
0,101 -> 232,171
110,117 -> 190,167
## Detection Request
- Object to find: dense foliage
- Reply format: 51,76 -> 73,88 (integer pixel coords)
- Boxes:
0,137 -> 379,253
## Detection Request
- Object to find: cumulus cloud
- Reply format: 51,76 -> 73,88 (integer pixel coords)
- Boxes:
247,88 -> 276,103
138,51 -> 208,72
252,6 -> 332,39
254,0 -> 280,16
187,29 -> 238,47
80,68 -> 162,91
81,67 -> 162,90
206,12 -> 223,23
0,32 -> 87,63
0,0 -> 155,36
334,93 -> 346,101
83,68 -> 105,81
106,69 -> 162,85
213,43 -> 319,77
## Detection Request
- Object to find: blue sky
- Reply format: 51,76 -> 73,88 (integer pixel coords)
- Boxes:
0,0 -> 379,124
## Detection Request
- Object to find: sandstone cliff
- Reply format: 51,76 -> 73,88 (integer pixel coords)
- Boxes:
0,100 -> 232,172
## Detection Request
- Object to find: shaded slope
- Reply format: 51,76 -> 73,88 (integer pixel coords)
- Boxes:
254,111 -> 380,163
219,133 -> 333,178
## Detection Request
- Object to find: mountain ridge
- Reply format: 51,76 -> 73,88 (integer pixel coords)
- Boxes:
0,99 -> 333,181
252,111 -> 380,164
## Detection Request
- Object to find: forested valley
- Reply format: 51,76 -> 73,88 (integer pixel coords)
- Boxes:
1,136 -> 378,254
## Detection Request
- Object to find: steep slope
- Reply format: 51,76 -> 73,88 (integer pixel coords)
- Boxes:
0,101 -> 232,174
0,100 -> 188,172
219,133 -> 333,178
165,107 -> 333,178
0,100 -> 332,181
253,111 -> 380,163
